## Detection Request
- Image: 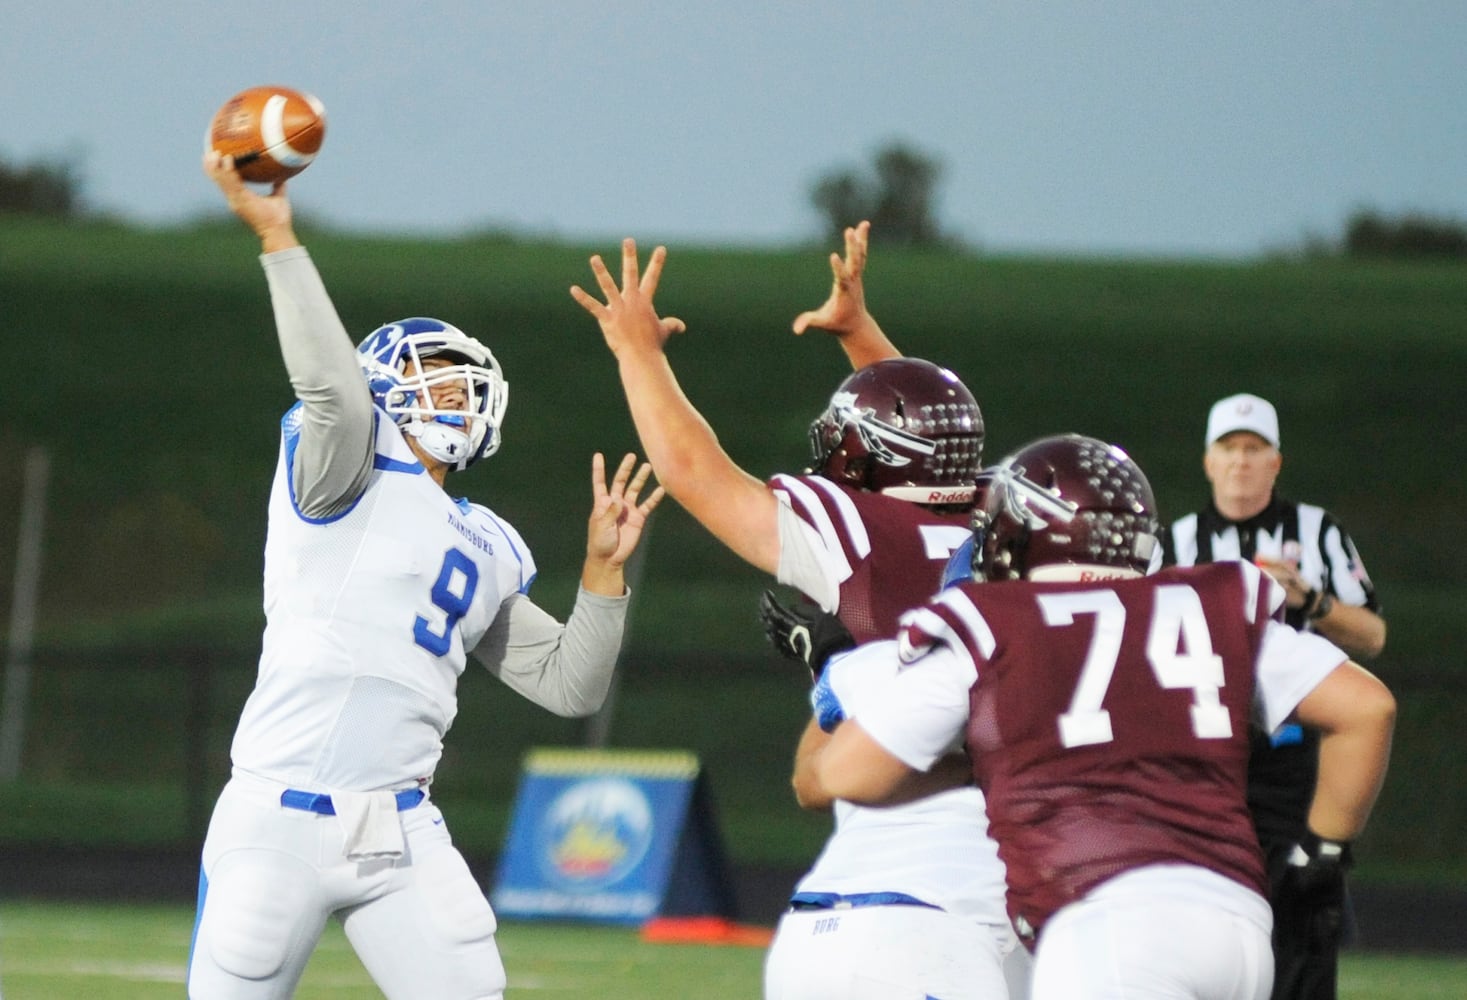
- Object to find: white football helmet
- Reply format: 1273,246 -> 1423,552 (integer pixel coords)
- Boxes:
356,317 -> 509,470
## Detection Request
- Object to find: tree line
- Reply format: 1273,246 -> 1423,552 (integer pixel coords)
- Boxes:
3,148 -> 1462,260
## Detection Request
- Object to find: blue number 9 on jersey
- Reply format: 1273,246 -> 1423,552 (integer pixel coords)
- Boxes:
414,549 -> 479,655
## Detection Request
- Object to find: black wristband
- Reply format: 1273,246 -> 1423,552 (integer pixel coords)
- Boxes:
1308,591 -> 1334,621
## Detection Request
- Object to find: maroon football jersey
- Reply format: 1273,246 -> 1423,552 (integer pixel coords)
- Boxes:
921,562 -> 1272,937
770,473 -> 969,643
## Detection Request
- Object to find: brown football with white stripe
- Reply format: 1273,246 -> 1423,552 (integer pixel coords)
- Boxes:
208,86 -> 326,184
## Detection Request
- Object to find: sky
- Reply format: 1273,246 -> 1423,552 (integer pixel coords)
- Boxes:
4,2 -> 1464,257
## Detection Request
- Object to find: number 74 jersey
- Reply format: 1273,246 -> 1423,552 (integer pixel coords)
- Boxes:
847,560 -> 1349,937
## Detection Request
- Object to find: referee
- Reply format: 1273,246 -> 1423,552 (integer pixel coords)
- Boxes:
1164,392 -> 1386,1000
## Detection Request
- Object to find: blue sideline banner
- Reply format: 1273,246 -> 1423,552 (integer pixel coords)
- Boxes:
490,748 -> 736,925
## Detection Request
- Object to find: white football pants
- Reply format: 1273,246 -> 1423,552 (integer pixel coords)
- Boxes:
764,903 -> 1028,1000
1032,891 -> 1272,1000
187,773 -> 505,1000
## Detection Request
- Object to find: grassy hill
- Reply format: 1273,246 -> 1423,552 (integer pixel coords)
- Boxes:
1,216 -> 1463,870
3,216 -> 1462,655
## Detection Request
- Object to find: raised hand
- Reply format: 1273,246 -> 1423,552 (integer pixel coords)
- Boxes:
584,452 -> 665,591
570,238 -> 687,359
201,149 -> 299,253
793,220 -> 872,336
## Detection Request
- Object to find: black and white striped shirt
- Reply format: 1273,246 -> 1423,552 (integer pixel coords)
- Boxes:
1165,494 -> 1379,631
1163,492 -> 1381,842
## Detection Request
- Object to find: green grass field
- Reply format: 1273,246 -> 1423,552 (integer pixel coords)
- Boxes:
1,901 -> 1463,999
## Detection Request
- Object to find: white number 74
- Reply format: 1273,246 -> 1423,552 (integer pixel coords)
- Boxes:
1038,585 -> 1233,749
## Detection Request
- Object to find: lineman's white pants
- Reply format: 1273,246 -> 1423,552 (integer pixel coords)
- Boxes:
764,903 -> 1027,999
1031,868 -> 1273,1000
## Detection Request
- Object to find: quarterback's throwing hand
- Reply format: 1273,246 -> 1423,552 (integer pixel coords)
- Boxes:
201,149 -> 298,252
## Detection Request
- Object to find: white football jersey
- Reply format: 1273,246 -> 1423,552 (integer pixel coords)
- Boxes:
230,405 -> 536,790
794,640 -> 1010,926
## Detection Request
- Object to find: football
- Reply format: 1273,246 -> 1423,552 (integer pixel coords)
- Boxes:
207,86 -> 327,184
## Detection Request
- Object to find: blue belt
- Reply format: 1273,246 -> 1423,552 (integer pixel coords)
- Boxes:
279,787 -> 424,815
788,891 -> 940,912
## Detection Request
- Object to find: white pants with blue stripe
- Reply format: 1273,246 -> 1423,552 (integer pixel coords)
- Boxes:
764,901 -> 1027,999
186,771 -> 504,1000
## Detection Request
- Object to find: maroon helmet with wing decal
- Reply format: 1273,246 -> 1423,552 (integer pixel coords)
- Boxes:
971,433 -> 1159,582
808,358 -> 984,504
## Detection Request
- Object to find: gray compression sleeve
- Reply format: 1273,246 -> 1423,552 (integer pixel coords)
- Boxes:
261,246 -> 375,518
470,587 -> 630,717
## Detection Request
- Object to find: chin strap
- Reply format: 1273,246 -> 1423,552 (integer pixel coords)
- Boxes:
408,417 -> 475,470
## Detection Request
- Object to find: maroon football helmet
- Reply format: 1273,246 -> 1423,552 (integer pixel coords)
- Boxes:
971,433 -> 1159,581
808,358 -> 984,504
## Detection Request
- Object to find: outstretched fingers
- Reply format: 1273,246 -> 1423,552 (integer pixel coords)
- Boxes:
624,459 -> 659,510
590,451 -> 610,503
620,238 -> 642,295
568,282 -> 601,317
572,239 -> 687,345
608,451 -> 637,498
635,482 -> 666,519
640,244 -> 667,296
608,453 -> 661,507
844,220 -> 870,274
641,246 -> 688,334
570,252 -> 619,314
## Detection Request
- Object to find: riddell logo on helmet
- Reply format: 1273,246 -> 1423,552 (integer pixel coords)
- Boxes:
924,487 -> 972,504
1077,568 -> 1136,581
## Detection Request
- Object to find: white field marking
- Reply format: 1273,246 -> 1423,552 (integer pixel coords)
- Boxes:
508,973 -> 613,990
3,956 -> 380,989
0,957 -> 186,983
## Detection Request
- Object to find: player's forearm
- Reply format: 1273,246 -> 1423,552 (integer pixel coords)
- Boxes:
263,248 -> 362,395
579,558 -> 626,597
615,351 -> 722,492
791,718 -> 836,811
879,751 -> 974,805
834,316 -> 903,370
258,223 -> 301,254
614,351 -> 781,572
815,720 -> 918,805
1314,602 -> 1387,662
1307,680 -> 1396,841
482,590 -> 628,717
541,587 -> 628,716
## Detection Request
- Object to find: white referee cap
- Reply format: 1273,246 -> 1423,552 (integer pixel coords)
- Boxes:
1206,393 -> 1280,449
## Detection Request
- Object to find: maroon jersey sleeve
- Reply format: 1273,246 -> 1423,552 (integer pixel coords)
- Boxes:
934,563 -> 1271,936
771,473 -> 969,643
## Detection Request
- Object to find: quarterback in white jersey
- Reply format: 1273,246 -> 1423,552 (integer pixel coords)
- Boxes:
189,152 -> 663,1000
